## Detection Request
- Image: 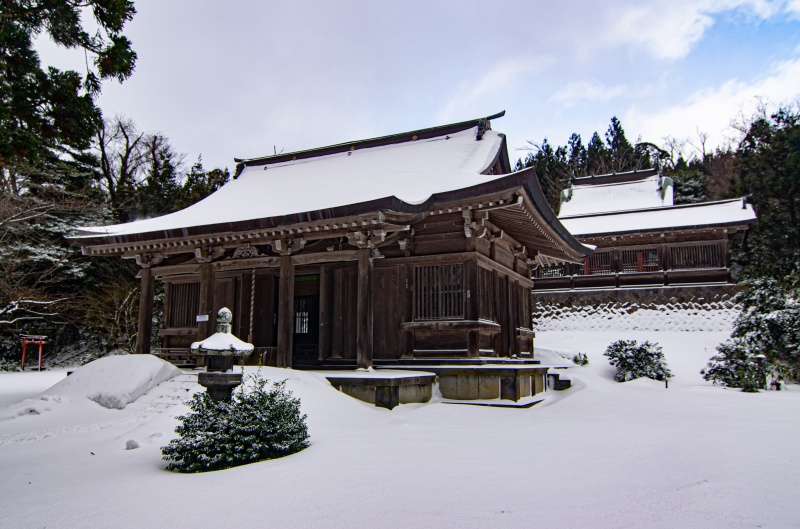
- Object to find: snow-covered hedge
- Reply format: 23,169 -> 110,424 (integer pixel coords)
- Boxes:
603,340 -> 673,383
162,375 -> 309,473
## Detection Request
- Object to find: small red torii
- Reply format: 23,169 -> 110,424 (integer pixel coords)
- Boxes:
20,335 -> 47,371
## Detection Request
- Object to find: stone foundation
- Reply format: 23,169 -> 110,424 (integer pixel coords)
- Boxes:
533,284 -> 741,332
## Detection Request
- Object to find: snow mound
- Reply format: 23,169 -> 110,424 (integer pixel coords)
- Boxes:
42,355 -> 181,409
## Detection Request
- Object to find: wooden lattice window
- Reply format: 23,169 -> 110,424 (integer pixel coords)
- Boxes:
621,248 -> 661,273
534,264 -> 570,278
294,298 -> 310,334
584,251 -> 613,275
670,244 -> 723,270
415,264 -> 464,321
167,282 -> 200,328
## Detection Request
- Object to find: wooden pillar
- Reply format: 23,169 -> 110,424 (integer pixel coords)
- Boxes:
402,264 -> 414,358
135,266 -> 155,355
318,265 -> 328,362
197,262 -> 215,341
508,279 -> 519,358
466,260 -> 479,358
356,248 -> 373,369
277,255 -> 295,368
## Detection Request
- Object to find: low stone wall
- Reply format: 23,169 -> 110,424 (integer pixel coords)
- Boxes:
533,284 -> 741,332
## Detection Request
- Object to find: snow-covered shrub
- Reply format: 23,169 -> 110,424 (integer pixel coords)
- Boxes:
705,278 -> 800,389
162,375 -> 309,473
603,340 -> 673,382
572,352 -> 589,366
0,356 -> 18,371
701,339 -> 765,392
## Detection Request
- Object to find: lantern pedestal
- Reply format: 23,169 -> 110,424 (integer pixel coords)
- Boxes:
198,372 -> 244,402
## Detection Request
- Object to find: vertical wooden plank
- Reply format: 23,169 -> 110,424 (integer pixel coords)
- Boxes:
135,266 -> 155,355
277,255 -> 295,368
356,248 -> 373,369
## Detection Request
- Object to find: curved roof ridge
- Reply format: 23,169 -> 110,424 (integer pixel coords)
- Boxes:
234,111 -> 506,168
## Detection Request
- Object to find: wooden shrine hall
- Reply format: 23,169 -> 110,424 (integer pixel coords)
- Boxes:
533,169 -> 757,290
71,112 -> 592,371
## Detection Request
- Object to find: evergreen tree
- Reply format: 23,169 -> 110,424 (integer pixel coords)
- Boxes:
0,0 -> 137,176
604,116 -> 635,172
177,158 -> 230,211
162,376 -> 310,473
734,106 -> 800,278
566,133 -> 587,178
136,141 -> 182,218
586,131 -> 608,175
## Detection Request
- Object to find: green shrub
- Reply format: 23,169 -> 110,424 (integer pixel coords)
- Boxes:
572,352 -> 589,366
701,339 -> 775,391
604,340 -> 672,382
162,375 -> 309,473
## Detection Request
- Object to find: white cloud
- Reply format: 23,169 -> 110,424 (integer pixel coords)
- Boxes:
435,55 -> 555,124
550,81 -> 628,108
625,56 -> 800,149
588,0 -> 788,60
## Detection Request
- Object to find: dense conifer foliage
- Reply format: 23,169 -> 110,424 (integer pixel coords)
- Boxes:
162,376 -> 310,473
603,340 -> 673,383
703,277 -> 800,389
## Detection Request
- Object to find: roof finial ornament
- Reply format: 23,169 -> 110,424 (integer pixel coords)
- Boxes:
476,118 -> 488,140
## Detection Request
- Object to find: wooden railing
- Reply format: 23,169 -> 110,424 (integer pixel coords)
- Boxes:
533,242 -> 728,279
151,346 -> 279,366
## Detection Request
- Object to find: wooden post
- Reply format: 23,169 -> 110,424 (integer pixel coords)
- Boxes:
318,265 -> 328,363
136,266 -> 155,355
467,260 -> 479,358
356,248 -> 373,369
277,255 -> 295,368
197,262 -> 214,341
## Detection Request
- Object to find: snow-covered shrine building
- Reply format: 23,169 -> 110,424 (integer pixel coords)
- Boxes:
532,169 -> 757,291
71,112 -> 591,372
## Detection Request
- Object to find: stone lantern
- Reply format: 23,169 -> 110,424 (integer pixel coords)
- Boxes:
191,307 -> 254,401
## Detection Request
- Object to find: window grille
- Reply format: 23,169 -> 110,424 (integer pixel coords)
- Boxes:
415,264 -> 464,320
534,264 -> 569,278
670,244 -> 723,270
585,251 -> 613,274
294,298 -> 310,334
621,248 -> 661,273
168,282 -> 200,327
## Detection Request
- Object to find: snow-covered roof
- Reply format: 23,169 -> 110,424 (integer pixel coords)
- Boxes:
560,198 -> 757,237
559,171 -> 673,217
76,126 -> 507,238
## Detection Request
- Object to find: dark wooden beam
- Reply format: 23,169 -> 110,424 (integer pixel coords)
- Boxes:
277,256 -> 295,368
197,262 -> 214,341
356,248 -> 373,369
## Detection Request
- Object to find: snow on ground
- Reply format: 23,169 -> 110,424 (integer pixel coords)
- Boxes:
1,331 -> 799,529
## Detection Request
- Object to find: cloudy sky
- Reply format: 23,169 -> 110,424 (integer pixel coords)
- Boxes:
39,0 -> 800,172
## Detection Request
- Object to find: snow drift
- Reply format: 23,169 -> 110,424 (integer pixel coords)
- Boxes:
42,355 -> 180,409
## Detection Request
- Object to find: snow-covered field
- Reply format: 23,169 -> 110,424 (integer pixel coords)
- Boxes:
1,330 -> 798,529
